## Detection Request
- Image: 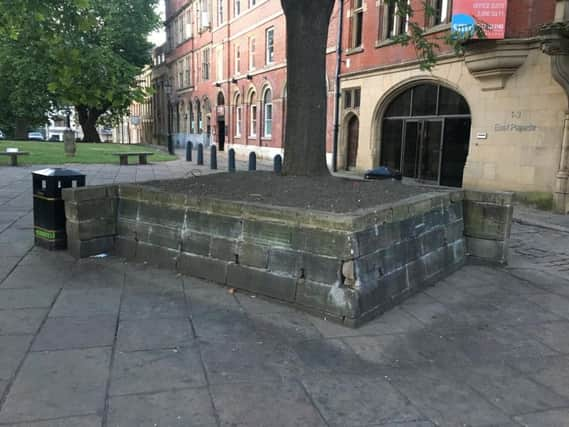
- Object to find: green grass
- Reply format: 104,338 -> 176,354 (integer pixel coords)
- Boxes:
0,141 -> 177,165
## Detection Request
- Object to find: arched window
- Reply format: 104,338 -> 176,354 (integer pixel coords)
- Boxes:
262,88 -> 272,137
234,94 -> 242,137
249,91 -> 257,137
380,83 -> 471,187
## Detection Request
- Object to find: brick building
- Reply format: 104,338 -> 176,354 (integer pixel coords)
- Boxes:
155,0 -> 569,213
162,0 -> 339,161
338,0 -> 569,212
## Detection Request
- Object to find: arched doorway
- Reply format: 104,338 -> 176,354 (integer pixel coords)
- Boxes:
217,92 -> 226,151
346,115 -> 359,170
380,83 -> 471,187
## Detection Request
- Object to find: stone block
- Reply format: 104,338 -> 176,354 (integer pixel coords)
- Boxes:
112,237 -> 137,260
300,253 -> 342,284
177,252 -> 229,284
295,280 -> 360,320
448,202 -> 464,222
66,217 -> 116,241
237,242 -> 269,269
463,201 -> 512,240
62,185 -> 117,203
268,248 -> 301,277
210,237 -> 238,262
226,264 -> 297,302
118,198 -> 139,220
68,236 -> 115,259
445,220 -> 465,243
302,228 -> 355,258
446,239 -> 466,266
138,202 -> 185,228
135,242 -> 178,270
464,190 -> 514,205
243,220 -> 294,247
466,237 -> 509,264
116,219 -> 137,240
118,184 -> 142,201
136,223 -> 181,251
65,198 -> 117,221
181,231 -> 211,256
187,211 -> 243,239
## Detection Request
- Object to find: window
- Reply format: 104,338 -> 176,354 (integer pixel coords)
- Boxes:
235,95 -> 242,136
216,46 -> 224,81
265,27 -> 274,64
202,48 -> 210,81
177,60 -> 184,89
185,56 -> 191,87
186,10 -> 192,38
200,0 -> 210,30
235,0 -> 241,17
248,0 -> 256,7
189,103 -> 194,133
343,88 -> 361,109
196,101 -> 202,133
249,37 -> 256,70
235,45 -> 241,74
351,0 -> 364,48
263,89 -> 272,137
379,0 -> 409,41
429,0 -> 451,26
250,104 -> 257,137
218,0 -> 224,25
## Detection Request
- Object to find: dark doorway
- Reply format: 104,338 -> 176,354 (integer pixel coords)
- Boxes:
346,115 -> 359,170
218,120 -> 226,151
380,83 -> 471,187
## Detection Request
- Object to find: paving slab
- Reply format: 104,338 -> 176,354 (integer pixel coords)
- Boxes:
514,408 -> 569,427
301,374 -> 423,427
117,318 -> 193,351
110,346 -> 207,396
211,381 -> 327,427
0,336 -> 33,381
0,347 -> 110,423
0,414 -> 102,427
32,315 -> 116,351
0,308 -> 47,335
49,288 -> 122,318
0,288 -> 59,310
107,388 -> 217,427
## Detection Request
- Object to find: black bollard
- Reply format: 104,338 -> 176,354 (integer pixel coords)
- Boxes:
273,154 -> 282,175
186,141 -> 193,162
197,143 -> 204,165
210,145 -> 218,170
228,149 -> 236,172
248,152 -> 257,171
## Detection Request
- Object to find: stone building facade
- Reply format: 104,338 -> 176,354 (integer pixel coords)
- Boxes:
338,0 -> 569,213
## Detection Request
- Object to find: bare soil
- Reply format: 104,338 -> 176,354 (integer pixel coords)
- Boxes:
142,172 -> 439,213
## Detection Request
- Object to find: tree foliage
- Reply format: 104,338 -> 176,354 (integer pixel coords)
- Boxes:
0,0 -> 159,141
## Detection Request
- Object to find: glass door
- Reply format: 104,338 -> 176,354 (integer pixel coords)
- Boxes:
402,121 -> 421,178
418,120 -> 443,182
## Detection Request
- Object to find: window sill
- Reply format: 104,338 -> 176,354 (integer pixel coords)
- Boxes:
375,39 -> 399,48
261,136 -> 272,140
345,46 -> 364,56
423,23 -> 451,36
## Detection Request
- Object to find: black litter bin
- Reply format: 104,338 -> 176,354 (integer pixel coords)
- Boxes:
32,168 -> 86,250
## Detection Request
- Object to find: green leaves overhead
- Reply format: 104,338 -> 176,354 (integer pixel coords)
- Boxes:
0,0 -> 160,138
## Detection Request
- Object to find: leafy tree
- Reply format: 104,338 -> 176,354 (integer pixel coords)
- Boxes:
281,0 -> 480,176
0,0 -> 159,142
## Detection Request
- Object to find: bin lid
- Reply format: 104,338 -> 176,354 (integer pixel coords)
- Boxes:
32,168 -> 85,177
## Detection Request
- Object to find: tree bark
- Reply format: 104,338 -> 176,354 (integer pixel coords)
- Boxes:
14,118 -> 29,140
77,105 -> 103,143
281,0 -> 335,176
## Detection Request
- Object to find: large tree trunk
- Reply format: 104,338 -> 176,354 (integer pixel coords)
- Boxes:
281,0 -> 335,176
77,105 -> 103,143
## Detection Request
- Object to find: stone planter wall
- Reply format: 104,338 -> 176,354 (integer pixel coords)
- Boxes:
61,184 -> 512,327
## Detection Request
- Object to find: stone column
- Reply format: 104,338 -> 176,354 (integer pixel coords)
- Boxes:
540,20 -> 569,213
63,129 -> 76,157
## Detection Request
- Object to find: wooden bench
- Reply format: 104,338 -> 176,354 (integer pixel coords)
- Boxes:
112,152 -> 154,165
0,151 -> 30,166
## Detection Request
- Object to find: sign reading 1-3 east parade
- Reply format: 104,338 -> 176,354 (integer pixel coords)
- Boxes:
451,0 -> 508,39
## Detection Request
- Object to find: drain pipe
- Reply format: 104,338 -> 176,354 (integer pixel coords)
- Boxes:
332,0 -> 344,172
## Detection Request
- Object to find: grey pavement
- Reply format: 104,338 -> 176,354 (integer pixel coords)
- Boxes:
1,155 -> 569,426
